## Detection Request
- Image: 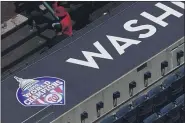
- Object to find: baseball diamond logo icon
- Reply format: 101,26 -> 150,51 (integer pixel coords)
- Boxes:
15,76 -> 65,106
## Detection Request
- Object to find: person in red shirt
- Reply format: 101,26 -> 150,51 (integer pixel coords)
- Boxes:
52,2 -> 72,36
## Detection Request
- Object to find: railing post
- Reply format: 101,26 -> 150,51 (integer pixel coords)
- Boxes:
42,2 -> 59,20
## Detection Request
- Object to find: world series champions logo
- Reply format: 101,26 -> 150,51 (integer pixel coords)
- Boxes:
15,76 -> 65,106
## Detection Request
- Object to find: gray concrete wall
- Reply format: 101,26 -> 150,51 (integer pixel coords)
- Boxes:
51,37 -> 184,123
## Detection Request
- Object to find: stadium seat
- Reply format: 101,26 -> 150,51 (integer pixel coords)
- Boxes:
113,116 -> 129,123
143,113 -> 158,123
132,95 -> 147,107
162,75 -> 177,89
147,85 -> 161,97
181,106 -> 185,122
169,93 -> 184,123
116,104 -> 137,123
176,66 -> 185,78
175,94 -> 185,106
162,74 -> 183,101
160,102 -> 175,115
171,75 -> 184,99
123,107 -> 137,123
116,104 -> 131,118
100,115 -> 116,123
155,102 -> 175,123
137,95 -> 154,121
148,85 -> 169,112
132,95 -> 149,122
152,115 -> 172,123
166,105 -> 181,123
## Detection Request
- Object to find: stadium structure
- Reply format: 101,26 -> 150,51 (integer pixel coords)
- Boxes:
1,1 -> 185,123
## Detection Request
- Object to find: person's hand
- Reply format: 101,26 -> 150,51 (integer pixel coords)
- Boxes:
57,32 -> 63,36
39,4 -> 46,11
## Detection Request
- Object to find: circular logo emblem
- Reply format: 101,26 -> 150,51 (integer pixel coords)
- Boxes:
15,76 -> 65,106
45,93 -> 63,104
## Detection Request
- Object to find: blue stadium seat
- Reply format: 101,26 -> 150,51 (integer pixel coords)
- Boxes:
147,85 -> 161,97
132,95 -> 149,122
162,74 -> 183,100
171,75 -> 184,99
122,107 -> 137,123
176,66 -> 185,78
116,104 -> 131,118
100,115 -> 116,123
137,96 -> 154,121
166,105 -> 181,123
143,113 -> 158,123
155,102 -> 180,123
113,116 -> 129,123
132,95 -> 147,107
162,75 -> 177,89
148,85 -> 169,112
116,105 -> 138,123
181,106 -> 185,122
160,102 -> 175,116
116,104 -> 137,123
175,94 -> 184,106
152,115 -> 172,123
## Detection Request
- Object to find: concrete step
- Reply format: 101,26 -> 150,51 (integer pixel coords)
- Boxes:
1,14 -> 29,39
1,25 -> 38,56
2,36 -> 47,72
1,46 -> 49,80
40,29 -> 56,40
